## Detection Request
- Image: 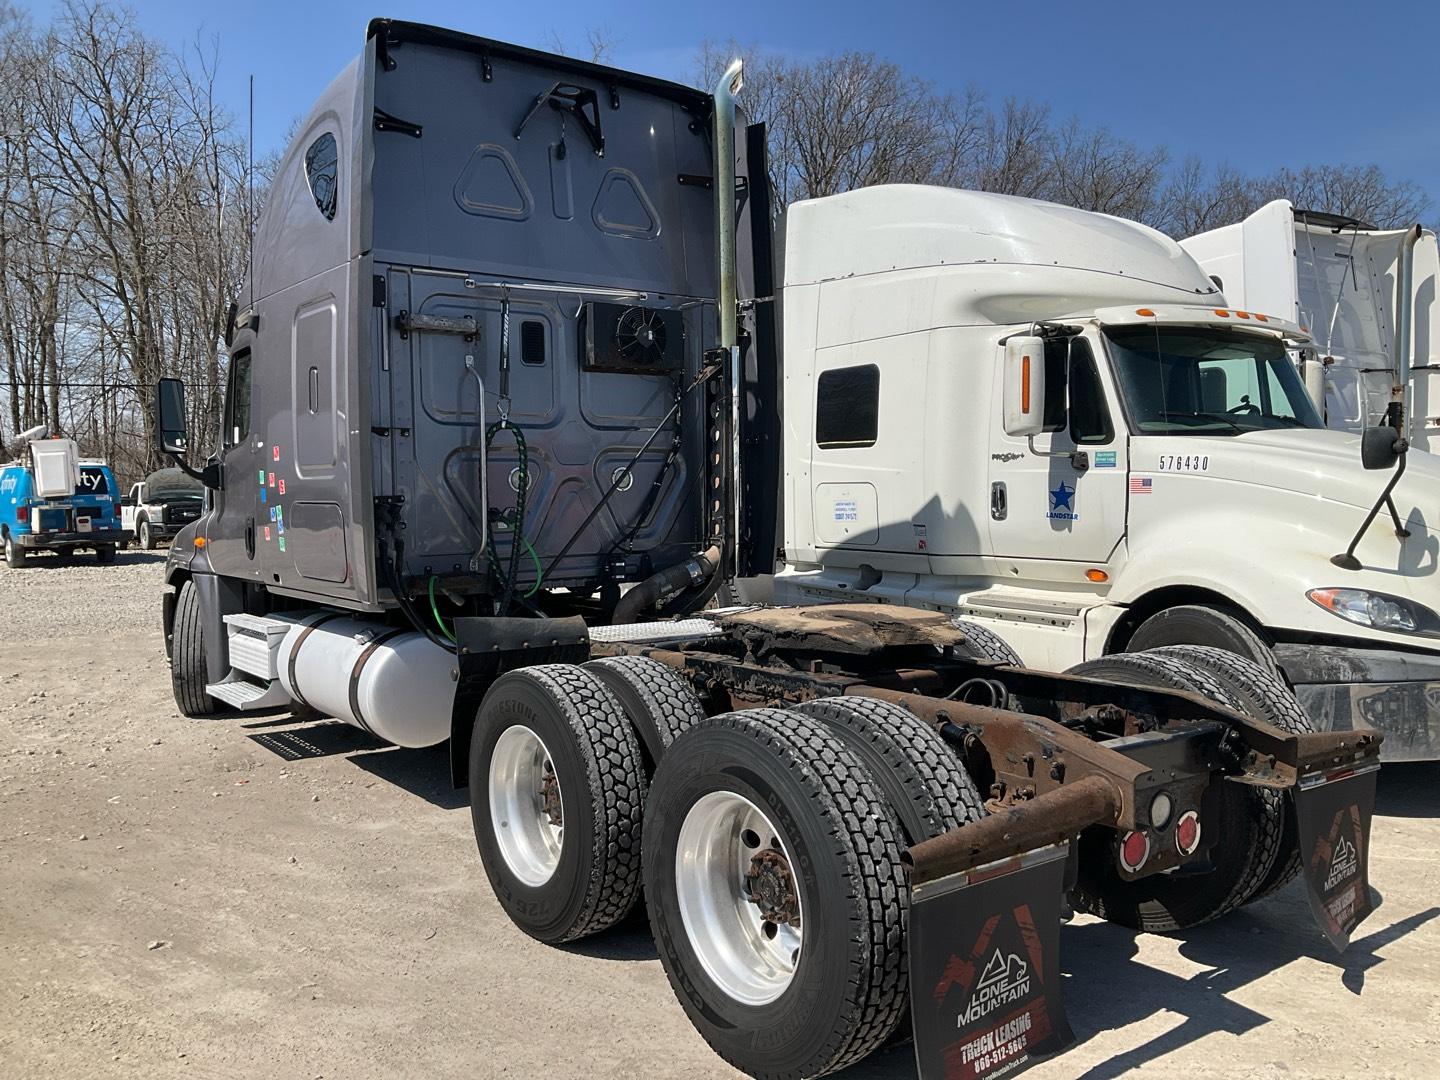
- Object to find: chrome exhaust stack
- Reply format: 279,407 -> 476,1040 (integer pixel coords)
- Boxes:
1393,224 -> 1422,432
713,58 -> 744,574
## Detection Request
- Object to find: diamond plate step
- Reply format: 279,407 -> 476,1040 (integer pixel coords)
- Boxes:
588,619 -> 722,644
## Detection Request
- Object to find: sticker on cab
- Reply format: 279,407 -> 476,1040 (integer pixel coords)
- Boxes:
1095,451 -> 1116,468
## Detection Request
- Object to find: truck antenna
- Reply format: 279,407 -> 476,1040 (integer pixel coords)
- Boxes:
248,73 -> 255,310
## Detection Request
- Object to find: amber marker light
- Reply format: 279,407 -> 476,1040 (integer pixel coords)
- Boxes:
1086,569 -> 1108,583
1135,308 -> 1155,317
194,536 -> 207,549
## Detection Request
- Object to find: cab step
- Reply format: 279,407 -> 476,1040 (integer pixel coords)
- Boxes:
223,613 -> 294,680
205,674 -> 292,710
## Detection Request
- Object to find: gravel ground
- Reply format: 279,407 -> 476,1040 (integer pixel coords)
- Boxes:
1,553 -> 1438,1079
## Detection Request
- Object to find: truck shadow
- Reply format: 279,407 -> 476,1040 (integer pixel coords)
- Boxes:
830,896 -> 1439,1080
1375,761 -> 1440,819
8,548 -> 167,570
243,717 -> 467,810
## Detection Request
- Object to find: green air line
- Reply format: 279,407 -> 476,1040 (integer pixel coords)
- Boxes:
428,575 -> 458,644
521,536 -> 543,598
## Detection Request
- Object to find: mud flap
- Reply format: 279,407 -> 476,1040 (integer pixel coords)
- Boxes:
1295,764 -> 1379,951
909,843 -> 1074,1080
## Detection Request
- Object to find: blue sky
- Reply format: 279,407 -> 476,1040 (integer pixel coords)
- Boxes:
25,0 -> 1440,213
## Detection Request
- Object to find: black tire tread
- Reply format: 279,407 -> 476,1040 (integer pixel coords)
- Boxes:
794,696 -> 984,841
652,708 -> 909,1077
582,656 -> 706,769
171,580 -> 220,718
1127,604 -> 1278,674
509,664 -> 647,940
1152,645 -> 1312,900
950,618 -> 1023,665
1065,651 -> 1283,930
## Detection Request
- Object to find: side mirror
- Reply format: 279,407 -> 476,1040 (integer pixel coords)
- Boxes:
1003,335 -> 1047,437
1360,425 -> 1405,470
155,378 -> 189,456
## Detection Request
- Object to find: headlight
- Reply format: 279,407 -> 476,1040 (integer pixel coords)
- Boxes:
1306,587 -> 1437,634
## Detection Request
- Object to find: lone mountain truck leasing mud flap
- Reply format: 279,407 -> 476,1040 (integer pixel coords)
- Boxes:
902,740 -> 1381,1080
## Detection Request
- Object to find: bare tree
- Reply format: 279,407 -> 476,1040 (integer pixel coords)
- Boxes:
1045,118 -> 1169,222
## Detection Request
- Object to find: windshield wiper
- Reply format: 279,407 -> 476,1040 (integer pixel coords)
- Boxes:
1158,410 -> 1244,433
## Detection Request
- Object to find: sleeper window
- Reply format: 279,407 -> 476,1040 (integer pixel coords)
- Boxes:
816,364 -> 880,449
304,133 -> 338,221
225,349 -> 252,447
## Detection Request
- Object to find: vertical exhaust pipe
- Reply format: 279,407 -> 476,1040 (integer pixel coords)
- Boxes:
1392,224 -> 1422,433
714,59 -> 744,574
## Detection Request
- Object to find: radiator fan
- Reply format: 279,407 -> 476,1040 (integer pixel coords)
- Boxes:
613,307 -> 669,369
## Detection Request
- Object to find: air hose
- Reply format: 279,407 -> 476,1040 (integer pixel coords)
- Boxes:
485,286 -> 535,616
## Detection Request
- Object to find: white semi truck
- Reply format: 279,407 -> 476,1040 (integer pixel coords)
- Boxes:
1181,201 -> 1439,450
154,20 -> 1382,1080
773,187 -> 1440,759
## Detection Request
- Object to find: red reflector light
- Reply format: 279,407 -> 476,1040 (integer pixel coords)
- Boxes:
16,506 -> 28,522
1176,811 -> 1201,856
1119,830 -> 1150,872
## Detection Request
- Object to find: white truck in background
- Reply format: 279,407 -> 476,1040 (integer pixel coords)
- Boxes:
1181,201 -> 1439,450
773,186 -> 1440,759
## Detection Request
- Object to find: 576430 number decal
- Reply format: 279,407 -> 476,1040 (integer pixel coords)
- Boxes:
1158,454 -> 1210,472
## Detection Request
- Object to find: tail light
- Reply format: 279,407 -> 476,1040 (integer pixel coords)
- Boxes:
1175,811 -> 1202,856
1119,830 -> 1150,873
16,505 -> 28,523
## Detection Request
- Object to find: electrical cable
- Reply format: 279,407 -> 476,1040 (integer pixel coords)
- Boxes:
428,575 -> 458,644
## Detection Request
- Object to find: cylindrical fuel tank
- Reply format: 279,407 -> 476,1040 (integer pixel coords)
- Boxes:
275,614 -> 456,748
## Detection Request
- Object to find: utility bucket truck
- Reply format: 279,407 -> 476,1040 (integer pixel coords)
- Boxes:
775,188 -> 1440,761
1181,201 -> 1440,448
156,20 -> 1381,1080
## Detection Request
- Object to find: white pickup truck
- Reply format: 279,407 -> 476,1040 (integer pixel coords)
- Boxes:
120,468 -> 204,549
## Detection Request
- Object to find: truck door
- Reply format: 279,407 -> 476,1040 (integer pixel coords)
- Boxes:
987,335 -> 1127,569
204,342 -> 262,578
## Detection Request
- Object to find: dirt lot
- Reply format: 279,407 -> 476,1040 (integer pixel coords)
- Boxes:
2,553 -> 1438,1079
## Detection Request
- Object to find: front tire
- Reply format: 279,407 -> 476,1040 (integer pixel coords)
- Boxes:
138,519 -> 155,550
470,665 -> 646,944
170,579 -> 221,718
1125,604 -> 1277,673
644,709 -> 909,1079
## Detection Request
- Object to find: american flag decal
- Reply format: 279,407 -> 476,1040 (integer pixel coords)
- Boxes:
1130,477 -> 1153,494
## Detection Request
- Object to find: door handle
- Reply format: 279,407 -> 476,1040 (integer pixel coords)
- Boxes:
990,481 -> 1008,521
245,516 -> 256,560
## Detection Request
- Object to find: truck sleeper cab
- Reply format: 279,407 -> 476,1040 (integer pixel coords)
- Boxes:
1,450 -> 128,567
773,186 -> 1440,759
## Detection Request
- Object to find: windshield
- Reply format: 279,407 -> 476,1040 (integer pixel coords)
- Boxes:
1104,326 -> 1325,436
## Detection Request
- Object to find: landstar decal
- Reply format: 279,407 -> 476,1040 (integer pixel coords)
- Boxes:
1046,482 -> 1078,522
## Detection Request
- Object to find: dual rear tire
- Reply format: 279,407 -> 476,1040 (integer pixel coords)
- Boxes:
470,666 -> 981,1078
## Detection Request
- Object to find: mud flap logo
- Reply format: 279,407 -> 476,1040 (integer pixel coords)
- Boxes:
960,950 -> 1032,1025
909,843 -> 1073,1080
1296,767 -> 1378,951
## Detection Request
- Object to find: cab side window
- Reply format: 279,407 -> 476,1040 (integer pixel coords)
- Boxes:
816,364 -> 880,449
304,133 -> 338,221
224,348 -> 253,448
1067,340 -> 1113,444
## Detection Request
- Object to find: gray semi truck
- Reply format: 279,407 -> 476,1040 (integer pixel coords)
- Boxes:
155,19 -> 1381,1080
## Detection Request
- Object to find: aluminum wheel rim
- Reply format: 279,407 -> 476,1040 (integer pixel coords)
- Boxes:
489,725 -> 564,887
675,791 -> 803,1006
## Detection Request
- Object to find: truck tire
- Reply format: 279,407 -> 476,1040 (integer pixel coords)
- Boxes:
170,580 -> 221,718
1151,644 -> 1313,902
794,696 -> 984,842
1125,604 -> 1277,674
138,519 -> 155,550
951,618 -> 1023,666
644,709 -> 908,1079
470,665 -> 646,944
4,535 -> 26,568
1064,651 -> 1284,931
582,656 -> 706,772
95,544 -> 117,564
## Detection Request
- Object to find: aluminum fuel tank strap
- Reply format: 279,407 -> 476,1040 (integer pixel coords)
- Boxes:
348,629 -> 409,736
286,613 -> 348,709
